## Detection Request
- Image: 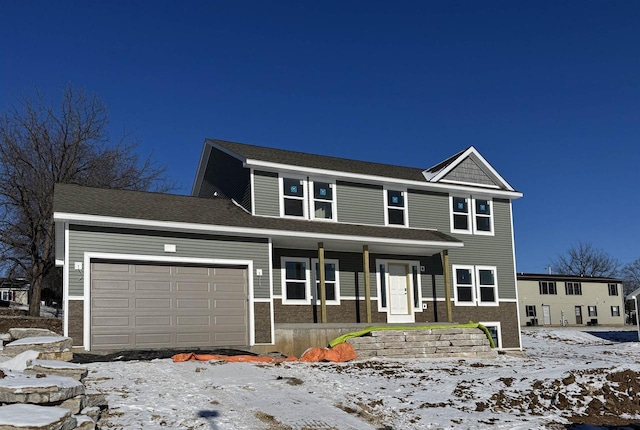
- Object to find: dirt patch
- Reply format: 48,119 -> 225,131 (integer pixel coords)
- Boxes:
254,411 -> 293,430
0,316 -> 62,334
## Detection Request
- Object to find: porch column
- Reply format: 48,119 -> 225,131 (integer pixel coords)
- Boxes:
318,242 -> 327,323
443,250 -> 453,323
363,245 -> 372,323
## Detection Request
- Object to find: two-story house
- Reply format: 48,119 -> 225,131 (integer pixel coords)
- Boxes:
517,273 -> 625,326
53,139 -> 523,352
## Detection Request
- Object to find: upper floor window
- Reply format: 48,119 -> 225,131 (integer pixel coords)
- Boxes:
280,176 -> 336,221
450,196 -> 493,235
282,177 -> 306,218
453,265 -> 498,306
608,283 -> 618,296
539,281 -> 557,295
311,181 -> 335,221
385,190 -> 407,226
565,282 -> 582,295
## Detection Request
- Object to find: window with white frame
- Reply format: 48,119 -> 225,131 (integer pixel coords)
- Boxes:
479,321 -> 501,349
453,265 -> 499,306
310,181 -> 335,221
281,257 -> 310,304
451,196 -> 493,235
476,266 -> 498,305
608,283 -> 618,296
0,291 -> 9,301
312,259 -> 340,304
611,306 -> 620,317
282,177 -> 306,218
386,190 -> 407,226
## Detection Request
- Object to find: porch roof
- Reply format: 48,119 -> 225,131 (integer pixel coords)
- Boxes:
54,184 -> 462,255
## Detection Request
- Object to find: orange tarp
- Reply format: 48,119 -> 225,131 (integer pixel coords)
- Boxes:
172,343 -> 357,363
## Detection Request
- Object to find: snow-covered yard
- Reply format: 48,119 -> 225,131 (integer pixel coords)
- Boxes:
85,327 -> 640,429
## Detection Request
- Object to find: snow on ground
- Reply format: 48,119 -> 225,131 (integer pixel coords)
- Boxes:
84,327 -> 640,430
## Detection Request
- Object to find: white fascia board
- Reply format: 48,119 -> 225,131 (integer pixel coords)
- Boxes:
191,142 -> 211,196
244,158 -> 522,199
53,212 -> 465,249
628,287 -> 640,300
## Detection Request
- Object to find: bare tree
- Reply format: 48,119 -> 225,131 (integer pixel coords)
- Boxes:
550,242 -> 619,278
0,85 -> 172,316
621,258 -> 640,296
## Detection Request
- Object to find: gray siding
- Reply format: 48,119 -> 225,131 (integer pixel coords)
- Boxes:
198,147 -> 252,211
67,226 -> 270,299
253,170 -> 280,217
407,189 -> 449,230
407,192 -> 516,300
443,156 -> 497,186
336,181 -> 384,225
55,222 -> 65,262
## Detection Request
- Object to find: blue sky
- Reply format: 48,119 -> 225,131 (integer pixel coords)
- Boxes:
1,1 -> 638,273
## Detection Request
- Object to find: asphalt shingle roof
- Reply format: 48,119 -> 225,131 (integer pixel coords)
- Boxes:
54,184 -> 461,245
208,139 -> 430,182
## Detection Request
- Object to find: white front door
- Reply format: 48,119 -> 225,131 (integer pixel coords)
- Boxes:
542,305 -> 551,325
387,263 -> 414,323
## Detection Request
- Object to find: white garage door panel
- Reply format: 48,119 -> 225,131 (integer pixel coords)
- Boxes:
91,262 -> 248,350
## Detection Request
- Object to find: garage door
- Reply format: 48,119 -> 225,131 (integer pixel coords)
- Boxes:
90,261 -> 248,350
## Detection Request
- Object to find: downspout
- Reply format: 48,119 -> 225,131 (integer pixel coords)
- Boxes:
443,250 -> 453,323
363,245 -> 372,323
318,242 -> 327,323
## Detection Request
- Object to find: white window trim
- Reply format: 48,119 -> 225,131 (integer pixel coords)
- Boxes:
383,188 -> 409,227
475,266 -> 499,306
472,198 -> 495,236
450,195 -> 495,236
311,258 -> 341,305
309,179 -> 337,222
453,264 -> 499,307
479,321 -> 502,349
280,257 -> 311,305
0,291 -> 9,301
453,264 -> 476,306
279,175 -> 308,219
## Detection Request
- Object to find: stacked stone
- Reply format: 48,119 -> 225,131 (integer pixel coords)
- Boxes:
347,327 -> 498,359
0,328 -> 107,430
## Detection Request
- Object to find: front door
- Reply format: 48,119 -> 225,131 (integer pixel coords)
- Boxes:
387,263 -> 414,323
575,306 -> 583,325
542,305 -> 551,325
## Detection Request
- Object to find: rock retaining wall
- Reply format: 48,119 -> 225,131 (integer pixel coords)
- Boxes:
347,327 -> 498,359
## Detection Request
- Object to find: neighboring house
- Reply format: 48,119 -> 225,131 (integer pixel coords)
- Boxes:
53,139 -> 523,351
0,278 -> 29,305
517,273 -> 625,326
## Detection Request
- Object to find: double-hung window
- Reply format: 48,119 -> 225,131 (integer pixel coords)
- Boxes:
451,196 -> 494,235
281,257 -> 310,304
282,177 -> 306,218
539,281 -> 557,295
0,291 -> 9,301
565,282 -> 582,295
608,283 -> 618,296
310,181 -> 335,221
311,259 -> 340,304
453,265 -> 498,306
611,306 -> 620,317
385,190 -> 407,226
588,306 -> 598,317
526,305 -> 537,317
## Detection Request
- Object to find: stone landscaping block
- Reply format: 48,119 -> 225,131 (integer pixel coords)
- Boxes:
3,337 -> 73,357
74,415 -> 96,430
26,360 -> 88,381
9,328 -> 60,340
369,331 -> 405,338
83,392 -> 108,409
382,342 -> 408,349
80,406 -> 101,422
0,371 -> 84,405
0,403 -> 76,430
56,394 -> 85,414
39,351 -> 74,362
404,334 -> 439,342
432,328 -> 464,335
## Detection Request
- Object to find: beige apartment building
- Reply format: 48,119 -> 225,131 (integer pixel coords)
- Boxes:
517,273 -> 625,326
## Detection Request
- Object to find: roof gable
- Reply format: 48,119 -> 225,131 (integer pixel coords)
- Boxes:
422,146 -> 515,191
